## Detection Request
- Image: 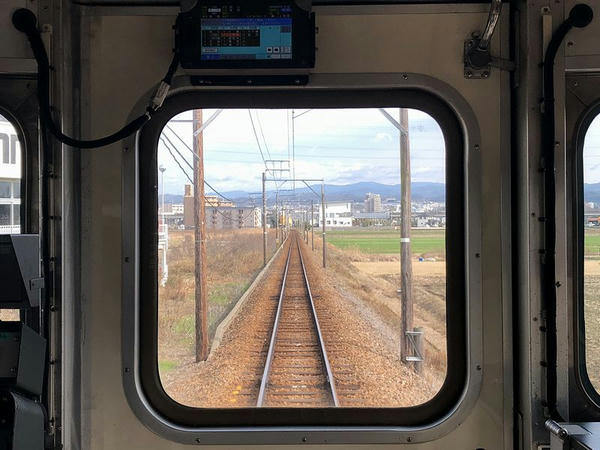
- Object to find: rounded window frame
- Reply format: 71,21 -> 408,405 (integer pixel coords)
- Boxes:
121,74 -> 484,445
138,89 -> 465,425
573,100 -> 600,409
0,106 -> 31,235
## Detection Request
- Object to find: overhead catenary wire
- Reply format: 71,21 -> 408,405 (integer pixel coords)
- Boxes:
254,110 -> 272,160
248,110 -> 269,172
158,139 -> 252,221
161,133 -> 193,171
161,126 -> 235,203
159,137 -> 193,185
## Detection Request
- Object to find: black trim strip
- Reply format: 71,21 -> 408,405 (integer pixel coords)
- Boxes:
137,88 -> 466,427
574,101 -> 600,409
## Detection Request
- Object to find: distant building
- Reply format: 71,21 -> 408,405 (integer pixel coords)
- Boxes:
315,202 -> 352,227
183,184 -> 260,229
205,195 -> 235,208
353,211 -> 390,226
0,116 -> 21,234
159,202 -> 184,227
364,192 -> 382,213
206,206 -> 261,229
183,184 -> 195,229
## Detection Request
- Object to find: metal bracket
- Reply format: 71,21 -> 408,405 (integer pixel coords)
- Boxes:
29,277 -> 45,291
464,0 -> 515,78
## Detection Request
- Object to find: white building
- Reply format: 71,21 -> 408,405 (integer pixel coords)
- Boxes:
0,115 -> 21,234
316,202 -> 352,227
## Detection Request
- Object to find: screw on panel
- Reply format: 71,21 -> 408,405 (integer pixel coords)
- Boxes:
401,73 -> 408,80
482,71 -> 489,78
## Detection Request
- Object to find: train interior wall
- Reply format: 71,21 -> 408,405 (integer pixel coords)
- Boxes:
1,0 -> 600,449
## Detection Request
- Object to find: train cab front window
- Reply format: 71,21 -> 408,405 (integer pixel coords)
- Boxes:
137,90 -> 466,427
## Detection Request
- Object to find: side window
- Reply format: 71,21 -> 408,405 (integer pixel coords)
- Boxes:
582,112 -> 600,393
0,113 -> 22,235
0,112 -> 24,323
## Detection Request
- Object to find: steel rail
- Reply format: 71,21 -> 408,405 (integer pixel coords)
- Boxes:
296,237 -> 339,407
257,233 -> 339,407
256,238 -> 293,407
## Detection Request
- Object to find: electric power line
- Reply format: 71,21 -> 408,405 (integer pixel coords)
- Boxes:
248,109 -> 269,171
159,137 -> 193,185
254,110 -> 272,160
161,133 -> 193,171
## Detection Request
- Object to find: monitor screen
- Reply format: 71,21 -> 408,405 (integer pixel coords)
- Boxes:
200,5 -> 293,61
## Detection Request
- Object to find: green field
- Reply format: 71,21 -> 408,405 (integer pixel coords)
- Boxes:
585,229 -> 600,257
323,228 -> 445,256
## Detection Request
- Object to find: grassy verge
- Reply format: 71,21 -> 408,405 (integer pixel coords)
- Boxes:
158,228 -> 277,379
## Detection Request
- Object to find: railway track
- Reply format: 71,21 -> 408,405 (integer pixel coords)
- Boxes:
257,232 -> 339,407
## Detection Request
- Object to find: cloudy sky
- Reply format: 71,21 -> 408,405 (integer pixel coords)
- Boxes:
157,108 -> 446,197
584,114 -> 600,184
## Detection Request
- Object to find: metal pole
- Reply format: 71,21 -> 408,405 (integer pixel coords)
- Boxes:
414,327 -> 424,375
193,109 -> 208,362
159,166 -> 168,286
311,200 -> 314,251
275,191 -> 279,245
262,172 -> 267,266
399,108 -> 413,365
321,183 -> 326,268
292,109 -> 295,191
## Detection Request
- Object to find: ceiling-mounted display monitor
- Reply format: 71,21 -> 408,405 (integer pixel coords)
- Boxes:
176,1 -> 315,70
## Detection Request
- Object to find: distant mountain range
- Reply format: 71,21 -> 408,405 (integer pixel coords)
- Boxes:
585,183 -> 600,204
165,181 -> 446,205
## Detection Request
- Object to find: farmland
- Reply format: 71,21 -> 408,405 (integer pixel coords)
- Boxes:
324,228 -> 445,258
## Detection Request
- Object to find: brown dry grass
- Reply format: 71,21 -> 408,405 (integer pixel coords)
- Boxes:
584,270 -> 600,390
312,237 -> 447,384
160,229 -> 447,406
158,228 -> 276,379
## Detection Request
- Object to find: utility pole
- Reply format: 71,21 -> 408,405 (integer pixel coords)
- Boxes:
159,165 -> 168,287
399,108 -> 413,365
262,172 -> 267,266
321,183 -> 326,268
311,200 -> 314,251
193,109 -> 208,362
275,191 -> 279,245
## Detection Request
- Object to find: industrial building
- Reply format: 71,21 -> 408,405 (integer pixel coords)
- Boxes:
182,184 -> 261,229
315,202 -> 353,227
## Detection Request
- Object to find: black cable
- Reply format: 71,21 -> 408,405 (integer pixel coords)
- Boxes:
541,3 -> 593,421
12,8 -> 178,149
